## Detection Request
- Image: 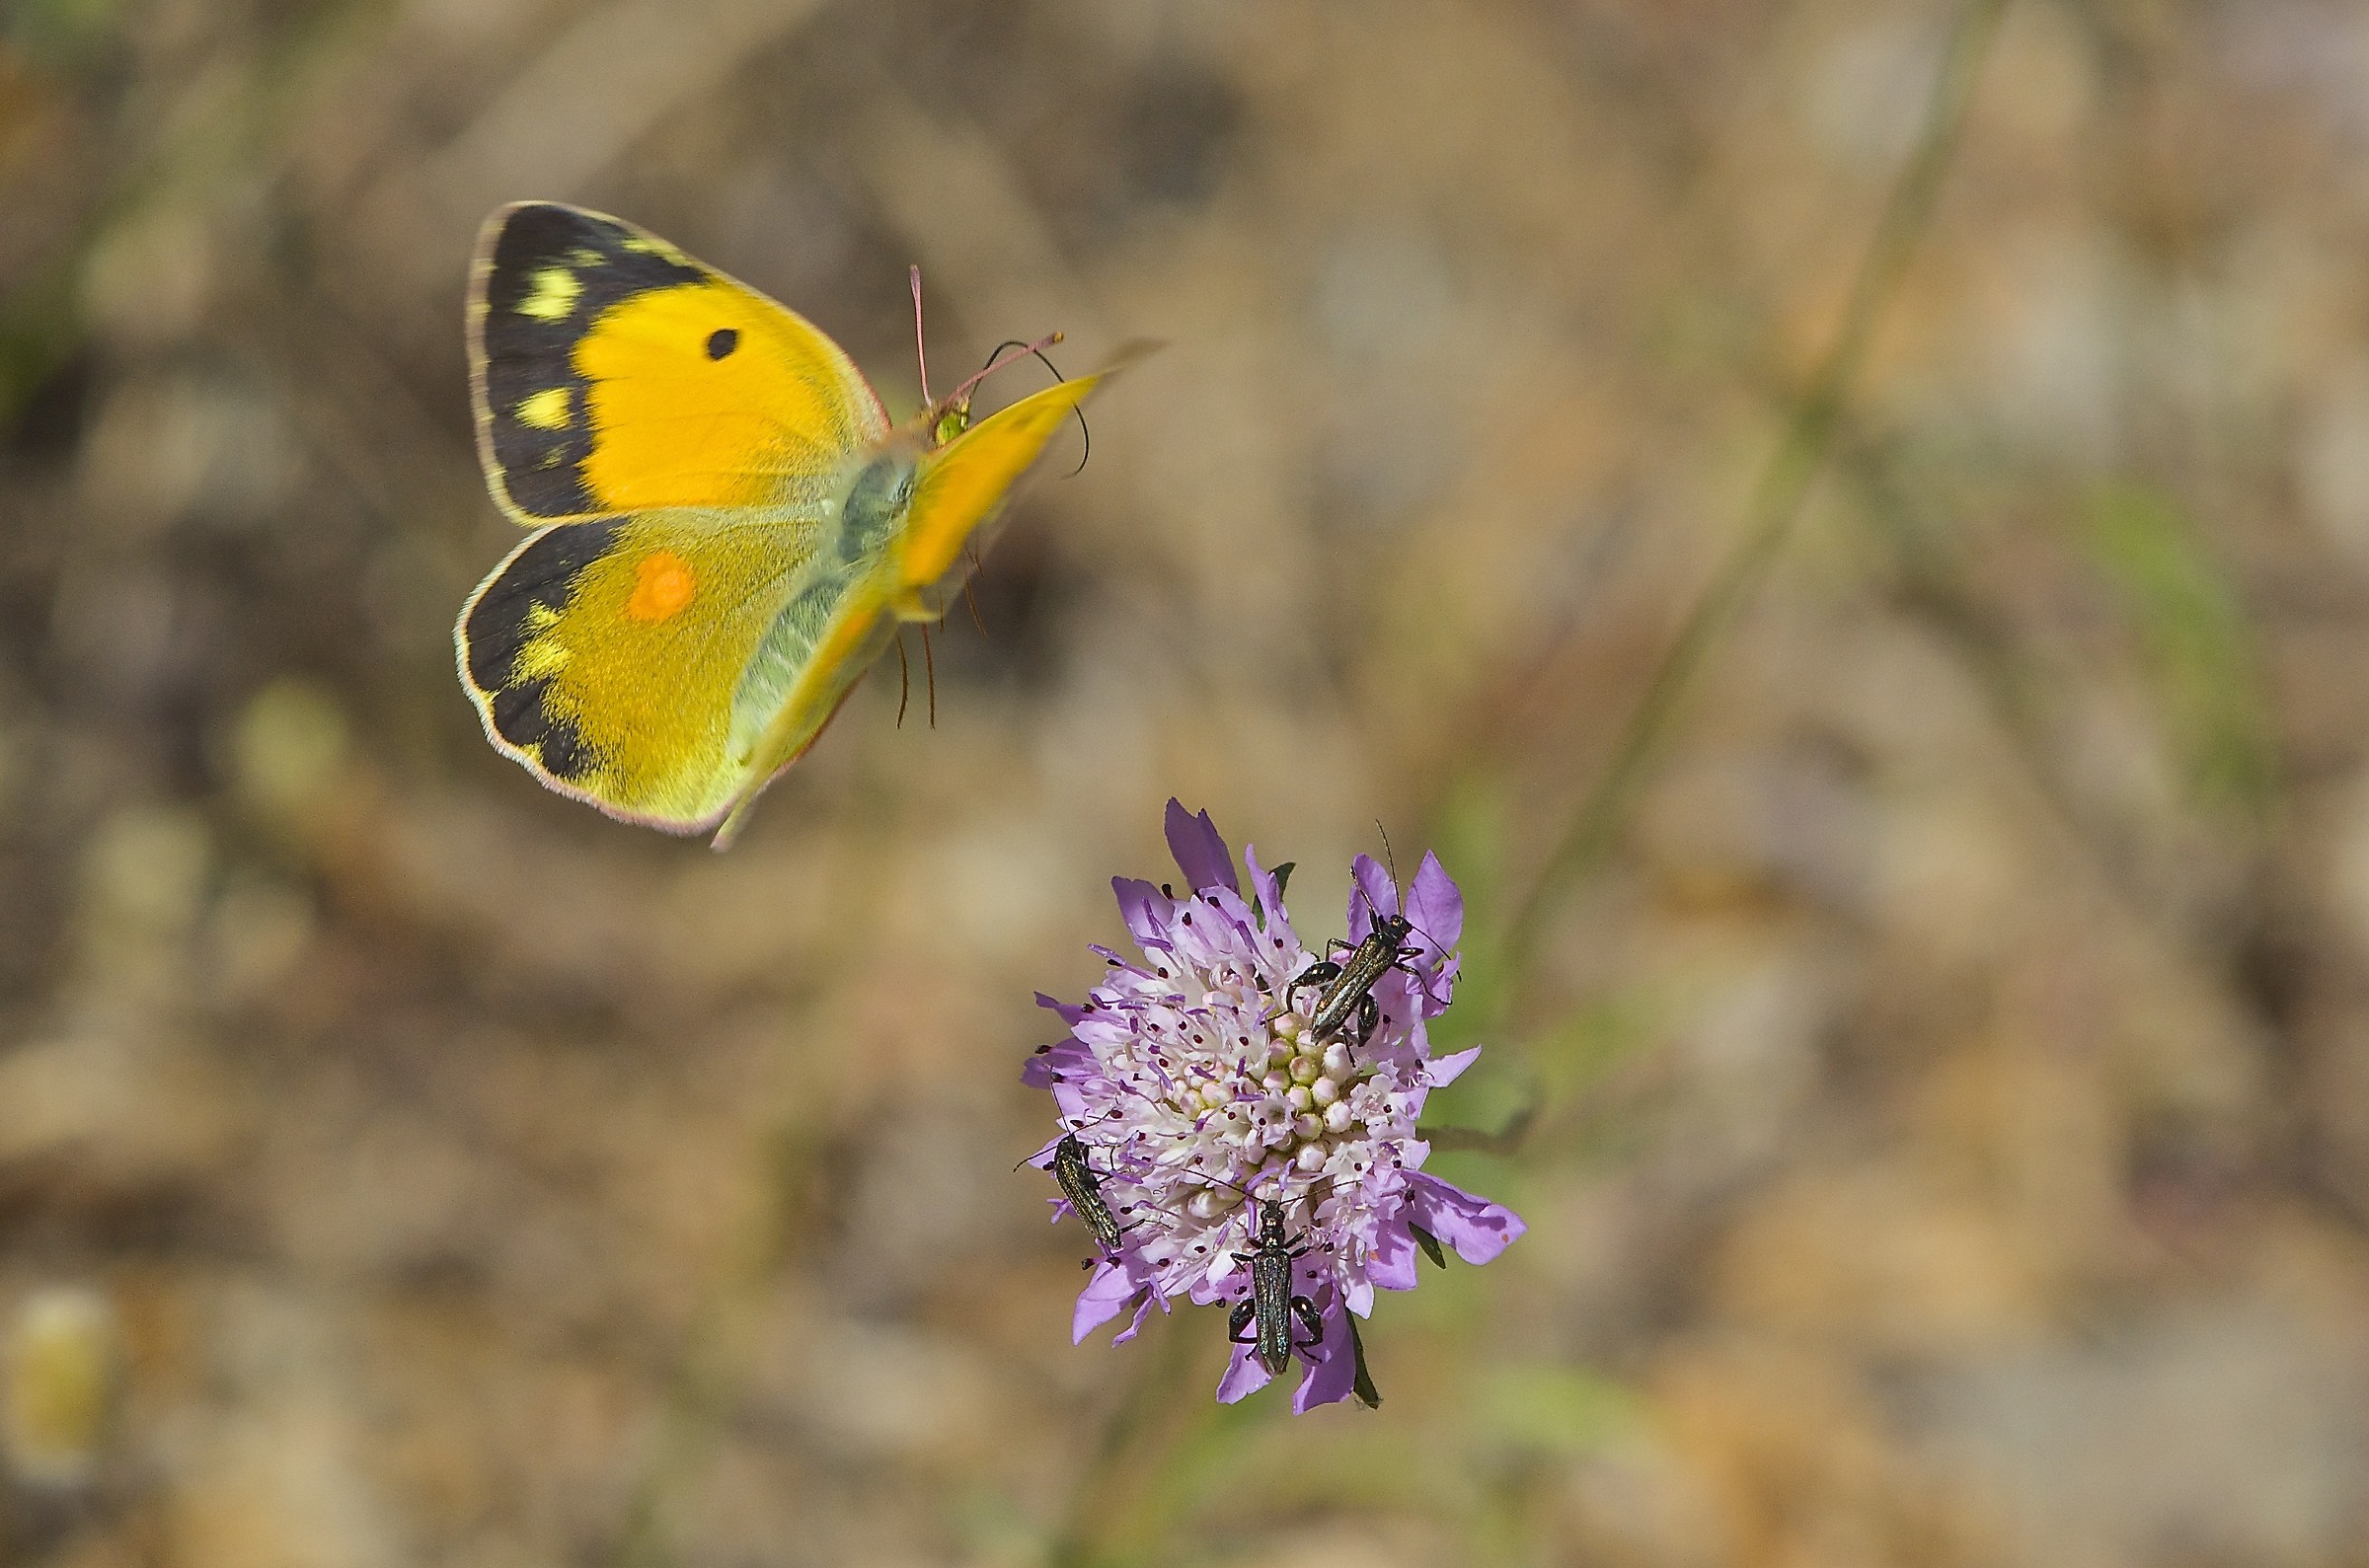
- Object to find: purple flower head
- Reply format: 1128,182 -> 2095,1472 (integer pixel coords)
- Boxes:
1023,800 -> 1524,1410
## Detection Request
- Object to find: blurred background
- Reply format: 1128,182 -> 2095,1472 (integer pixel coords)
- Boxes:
4,0 -> 2369,1563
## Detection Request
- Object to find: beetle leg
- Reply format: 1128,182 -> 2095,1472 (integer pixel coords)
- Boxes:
1290,1296 -> 1325,1347
1289,959 -> 1342,994
1227,1301 -> 1258,1343
1274,959 -> 1342,1022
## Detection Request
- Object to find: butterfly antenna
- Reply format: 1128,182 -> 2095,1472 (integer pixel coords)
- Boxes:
948,330 -> 1065,406
910,264 -> 932,406
922,624 -> 938,728
894,630 -> 911,728
979,337 -> 1092,475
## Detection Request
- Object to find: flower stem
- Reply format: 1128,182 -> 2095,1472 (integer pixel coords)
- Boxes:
1045,1310 -> 1226,1568
1497,0 -> 2014,994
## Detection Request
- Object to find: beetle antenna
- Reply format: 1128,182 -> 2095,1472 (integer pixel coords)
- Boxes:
1014,1105 -> 1135,1170
1346,833 -> 1455,1012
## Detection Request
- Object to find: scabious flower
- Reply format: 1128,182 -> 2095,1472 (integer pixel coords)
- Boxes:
1024,800 -> 1524,1410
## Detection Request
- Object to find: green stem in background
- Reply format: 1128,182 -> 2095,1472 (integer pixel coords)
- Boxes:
1044,1310 -> 1225,1568
1494,0 -> 2014,1000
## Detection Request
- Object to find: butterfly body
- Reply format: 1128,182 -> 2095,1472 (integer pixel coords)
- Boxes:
454,202 -> 1136,845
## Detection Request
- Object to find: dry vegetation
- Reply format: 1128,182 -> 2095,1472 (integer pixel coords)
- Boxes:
5,0 -> 2369,1564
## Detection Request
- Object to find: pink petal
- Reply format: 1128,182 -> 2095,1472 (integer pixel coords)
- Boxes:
1291,1291 -> 1357,1412
1110,1286 -> 1165,1345
1021,1039 -> 1094,1090
1111,877 -> 1177,950
1366,1221 -> 1420,1292
1425,1046 -> 1483,1087
1215,1342 -> 1272,1403
1073,1262 -> 1137,1343
1164,799 -> 1239,895
1244,844 -> 1290,932
1405,851 -> 1464,955
1035,992 -> 1089,1027
1404,1172 -> 1526,1265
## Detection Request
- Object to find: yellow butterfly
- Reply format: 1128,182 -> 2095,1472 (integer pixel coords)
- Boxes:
455,202 -> 1138,846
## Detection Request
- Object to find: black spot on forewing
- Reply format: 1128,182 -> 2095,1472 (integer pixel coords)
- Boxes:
463,521 -> 619,782
477,205 -> 706,518
706,328 -> 738,359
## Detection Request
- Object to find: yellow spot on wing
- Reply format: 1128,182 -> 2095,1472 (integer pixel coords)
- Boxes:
515,388 -> 570,429
519,267 -> 580,322
627,551 -> 697,622
516,637 -> 569,679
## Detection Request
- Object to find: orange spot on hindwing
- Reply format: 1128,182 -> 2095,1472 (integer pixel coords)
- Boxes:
627,551 -> 697,622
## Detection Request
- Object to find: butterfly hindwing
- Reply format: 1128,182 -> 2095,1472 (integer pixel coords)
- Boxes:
457,508 -> 839,832
469,203 -> 890,523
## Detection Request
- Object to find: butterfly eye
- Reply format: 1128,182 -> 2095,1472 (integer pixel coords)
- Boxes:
705,328 -> 738,360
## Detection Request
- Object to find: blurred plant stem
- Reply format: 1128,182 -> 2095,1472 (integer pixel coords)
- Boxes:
1494,0 -> 2014,1005
1045,1309 -> 1228,1568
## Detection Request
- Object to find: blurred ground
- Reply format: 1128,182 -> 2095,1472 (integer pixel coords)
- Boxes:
6,0 -> 2369,1563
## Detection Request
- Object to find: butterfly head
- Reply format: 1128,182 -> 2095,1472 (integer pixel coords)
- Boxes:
930,397 -> 973,450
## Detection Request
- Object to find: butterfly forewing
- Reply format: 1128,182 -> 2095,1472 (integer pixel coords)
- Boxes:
469,202 -> 889,523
